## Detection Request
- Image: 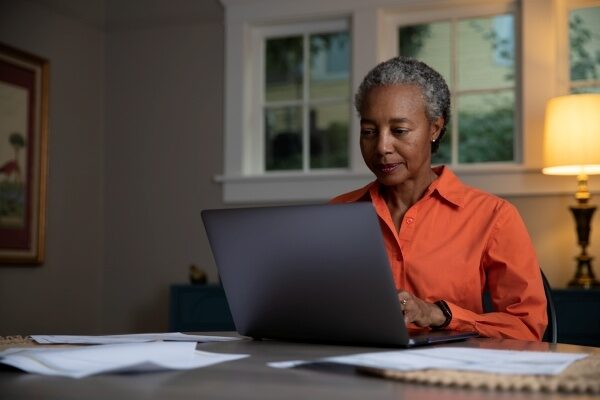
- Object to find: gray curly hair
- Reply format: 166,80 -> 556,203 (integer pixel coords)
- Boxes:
355,56 -> 450,153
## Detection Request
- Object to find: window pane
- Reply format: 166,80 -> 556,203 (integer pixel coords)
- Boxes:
569,6 -> 600,81
310,32 -> 350,100
398,22 -> 451,83
265,106 -> 302,170
457,15 -> 514,90
309,102 -> 349,169
265,36 -> 303,102
458,91 -> 514,163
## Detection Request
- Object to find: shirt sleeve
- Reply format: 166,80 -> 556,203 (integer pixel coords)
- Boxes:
446,202 -> 548,341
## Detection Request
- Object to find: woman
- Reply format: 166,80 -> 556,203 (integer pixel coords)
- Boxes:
332,56 -> 547,340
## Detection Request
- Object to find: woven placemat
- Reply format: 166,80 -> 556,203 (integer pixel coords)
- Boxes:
0,336 -> 79,351
358,354 -> 600,394
0,335 -> 35,350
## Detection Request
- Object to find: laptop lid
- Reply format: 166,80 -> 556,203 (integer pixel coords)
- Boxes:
202,202 -> 477,347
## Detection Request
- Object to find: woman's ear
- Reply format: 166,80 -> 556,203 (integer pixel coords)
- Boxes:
430,116 -> 444,141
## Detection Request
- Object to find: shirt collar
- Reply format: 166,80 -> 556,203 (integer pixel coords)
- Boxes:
359,165 -> 467,208
333,181 -> 375,203
427,165 -> 466,208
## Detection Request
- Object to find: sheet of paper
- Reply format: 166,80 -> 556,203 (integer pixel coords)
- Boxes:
269,347 -> 588,375
30,332 -> 241,345
0,341 -> 248,378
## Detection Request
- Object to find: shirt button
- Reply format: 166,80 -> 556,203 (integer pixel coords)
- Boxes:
406,217 -> 414,224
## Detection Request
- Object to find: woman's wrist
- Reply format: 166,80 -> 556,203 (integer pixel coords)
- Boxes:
430,300 -> 452,329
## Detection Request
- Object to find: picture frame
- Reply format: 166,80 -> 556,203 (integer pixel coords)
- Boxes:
0,43 -> 48,264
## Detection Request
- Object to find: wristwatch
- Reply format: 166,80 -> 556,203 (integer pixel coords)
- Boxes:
432,300 -> 452,329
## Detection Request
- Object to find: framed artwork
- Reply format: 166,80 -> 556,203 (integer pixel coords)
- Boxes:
0,43 -> 48,264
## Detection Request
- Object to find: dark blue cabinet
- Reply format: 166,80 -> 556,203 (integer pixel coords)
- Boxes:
170,285 -> 600,347
553,288 -> 600,347
169,284 -> 235,332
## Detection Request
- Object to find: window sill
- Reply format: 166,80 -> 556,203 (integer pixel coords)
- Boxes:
216,167 -> 600,203
216,171 -> 373,203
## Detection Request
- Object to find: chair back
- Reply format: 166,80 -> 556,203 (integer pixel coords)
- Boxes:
482,269 -> 557,343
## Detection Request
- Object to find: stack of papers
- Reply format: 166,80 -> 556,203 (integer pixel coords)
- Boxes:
0,341 -> 248,378
30,332 -> 239,345
269,347 -> 588,376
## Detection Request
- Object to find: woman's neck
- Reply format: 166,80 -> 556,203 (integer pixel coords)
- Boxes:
381,169 -> 438,232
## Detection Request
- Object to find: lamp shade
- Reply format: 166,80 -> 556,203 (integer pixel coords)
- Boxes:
542,93 -> 600,176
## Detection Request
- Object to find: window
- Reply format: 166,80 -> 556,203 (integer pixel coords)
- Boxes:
246,20 -> 351,175
258,21 -> 351,173
220,0 -> 595,202
397,12 -> 517,165
569,4 -> 600,93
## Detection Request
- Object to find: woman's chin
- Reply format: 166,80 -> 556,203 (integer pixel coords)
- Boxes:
375,173 -> 407,187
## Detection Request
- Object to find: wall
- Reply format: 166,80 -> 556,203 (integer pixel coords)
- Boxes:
510,194 -> 600,288
0,0 -> 229,335
0,0 -> 598,336
102,0 -> 225,333
0,0 -> 105,335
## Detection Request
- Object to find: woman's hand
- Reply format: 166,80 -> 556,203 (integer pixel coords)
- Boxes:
397,290 -> 446,328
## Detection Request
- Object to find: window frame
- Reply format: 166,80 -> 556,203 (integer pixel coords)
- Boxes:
382,1 -> 520,168
219,0 -> 600,203
563,0 -> 600,93
252,19 -> 351,174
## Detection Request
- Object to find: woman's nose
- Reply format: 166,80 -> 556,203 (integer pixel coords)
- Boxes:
376,131 -> 393,155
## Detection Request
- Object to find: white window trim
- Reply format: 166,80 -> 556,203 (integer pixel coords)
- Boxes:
219,0 -> 599,203
380,1 -> 519,167
559,0 -> 600,93
251,19 -> 350,174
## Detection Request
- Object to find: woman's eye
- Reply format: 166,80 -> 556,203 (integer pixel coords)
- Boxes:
392,128 -> 408,135
360,129 -> 376,136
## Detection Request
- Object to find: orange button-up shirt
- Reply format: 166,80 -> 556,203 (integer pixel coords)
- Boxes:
331,166 -> 547,341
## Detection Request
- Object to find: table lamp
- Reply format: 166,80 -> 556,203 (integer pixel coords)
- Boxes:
542,93 -> 600,288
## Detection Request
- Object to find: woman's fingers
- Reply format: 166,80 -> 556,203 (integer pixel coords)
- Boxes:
397,290 -> 440,327
397,290 -> 410,312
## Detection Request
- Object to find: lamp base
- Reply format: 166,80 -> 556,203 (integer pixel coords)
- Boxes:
568,253 -> 600,288
569,205 -> 600,289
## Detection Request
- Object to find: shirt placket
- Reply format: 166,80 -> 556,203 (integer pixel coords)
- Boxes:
369,189 -> 405,287
399,208 -> 418,243
398,204 -> 420,290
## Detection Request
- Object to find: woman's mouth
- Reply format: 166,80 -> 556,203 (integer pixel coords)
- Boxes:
378,163 -> 401,174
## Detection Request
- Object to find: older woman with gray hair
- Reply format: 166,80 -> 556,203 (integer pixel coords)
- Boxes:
332,56 -> 547,340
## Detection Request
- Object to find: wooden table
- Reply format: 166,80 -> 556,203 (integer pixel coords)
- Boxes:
0,335 -> 598,400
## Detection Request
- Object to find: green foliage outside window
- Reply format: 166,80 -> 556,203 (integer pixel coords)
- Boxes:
399,15 -> 515,165
264,31 -> 350,171
569,6 -> 600,93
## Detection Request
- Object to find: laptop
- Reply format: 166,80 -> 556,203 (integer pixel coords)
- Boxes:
201,202 -> 478,347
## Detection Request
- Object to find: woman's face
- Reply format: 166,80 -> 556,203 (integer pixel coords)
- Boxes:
359,84 -> 443,187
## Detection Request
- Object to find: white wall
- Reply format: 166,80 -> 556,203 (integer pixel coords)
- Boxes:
509,194 -> 599,287
0,0 -> 226,335
0,0 -> 105,335
0,0 -> 597,336
102,5 -> 226,333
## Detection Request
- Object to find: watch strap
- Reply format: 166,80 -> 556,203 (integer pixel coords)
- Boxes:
432,300 -> 452,329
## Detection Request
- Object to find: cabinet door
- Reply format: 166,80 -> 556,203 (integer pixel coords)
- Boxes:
552,289 -> 600,347
170,285 -> 235,331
